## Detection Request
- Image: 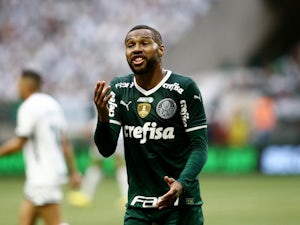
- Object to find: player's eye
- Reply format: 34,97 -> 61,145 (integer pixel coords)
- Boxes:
127,42 -> 135,48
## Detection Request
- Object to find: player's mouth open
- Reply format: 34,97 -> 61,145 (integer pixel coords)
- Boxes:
132,57 -> 145,66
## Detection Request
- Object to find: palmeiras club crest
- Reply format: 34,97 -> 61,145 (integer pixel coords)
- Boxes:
156,98 -> 177,119
137,103 -> 151,118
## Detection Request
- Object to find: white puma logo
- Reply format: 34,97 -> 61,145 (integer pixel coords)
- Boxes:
194,94 -> 202,101
120,100 -> 132,111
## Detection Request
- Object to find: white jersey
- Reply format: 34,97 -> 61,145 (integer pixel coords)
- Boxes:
16,93 -> 68,186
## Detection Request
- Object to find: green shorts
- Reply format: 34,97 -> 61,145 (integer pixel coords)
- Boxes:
124,206 -> 204,225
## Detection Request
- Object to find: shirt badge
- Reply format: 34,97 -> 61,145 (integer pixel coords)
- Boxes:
137,103 -> 151,118
156,98 -> 177,119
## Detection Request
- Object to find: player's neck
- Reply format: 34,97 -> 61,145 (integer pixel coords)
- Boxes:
23,90 -> 39,100
135,67 -> 166,90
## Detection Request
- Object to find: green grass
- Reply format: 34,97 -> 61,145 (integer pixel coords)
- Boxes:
201,174 -> 300,225
0,174 -> 299,225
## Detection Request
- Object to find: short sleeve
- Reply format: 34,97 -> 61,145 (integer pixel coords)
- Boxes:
15,103 -> 36,138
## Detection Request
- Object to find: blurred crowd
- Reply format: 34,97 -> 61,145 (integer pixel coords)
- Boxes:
1,0 -> 299,146
197,43 -> 300,147
0,0 -> 211,102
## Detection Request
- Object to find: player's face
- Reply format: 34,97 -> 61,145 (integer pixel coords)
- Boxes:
17,78 -> 32,100
125,29 -> 164,75
17,78 -> 26,100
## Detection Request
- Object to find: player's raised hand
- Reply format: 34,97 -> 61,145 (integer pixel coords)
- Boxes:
157,176 -> 183,210
94,81 -> 112,122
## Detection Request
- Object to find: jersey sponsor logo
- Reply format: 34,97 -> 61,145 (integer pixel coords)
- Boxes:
156,98 -> 177,119
108,91 -> 117,117
123,122 -> 175,144
137,96 -> 154,103
115,82 -> 134,88
137,103 -> 151,118
162,82 -> 184,94
130,195 -> 179,208
180,100 -> 189,127
120,100 -> 132,111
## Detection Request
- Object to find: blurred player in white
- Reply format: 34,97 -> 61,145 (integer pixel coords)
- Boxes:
0,69 -> 81,225
68,116 -> 127,208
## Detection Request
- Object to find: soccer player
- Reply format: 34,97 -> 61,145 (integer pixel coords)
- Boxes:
0,69 -> 81,225
94,25 -> 208,225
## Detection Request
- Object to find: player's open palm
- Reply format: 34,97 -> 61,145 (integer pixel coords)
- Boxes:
94,81 -> 112,122
157,176 -> 183,210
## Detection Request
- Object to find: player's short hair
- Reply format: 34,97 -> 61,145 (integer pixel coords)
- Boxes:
126,25 -> 163,45
21,69 -> 43,90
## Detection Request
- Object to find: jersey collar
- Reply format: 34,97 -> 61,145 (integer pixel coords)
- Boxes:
134,69 -> 172,96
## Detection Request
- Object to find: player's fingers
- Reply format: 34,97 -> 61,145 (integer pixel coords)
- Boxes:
158,176 -> 182,209
164,176 -> 175,186
94,81 -> 104,94
94,82 -> 103,105
157,195 -> 177,209
94,81 -> 111,106
157,189 -> 177,207
103,87 -> 112,104
163,189 -> 178,200
94,81 -> 105,101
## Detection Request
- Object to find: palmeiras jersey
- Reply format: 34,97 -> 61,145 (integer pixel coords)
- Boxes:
95,70 -> 208,208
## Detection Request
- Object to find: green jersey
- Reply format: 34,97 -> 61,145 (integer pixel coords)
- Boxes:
95,70 -> 208,208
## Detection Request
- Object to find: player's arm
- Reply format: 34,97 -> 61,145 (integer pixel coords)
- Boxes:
0,136 -> 27,157
177,79 -> 208,191
177,128 -> 208,188
158,129 -> 208,210
61,132 -> 81,188
0,103 -> 32,157
158,79 -> 208,209
94,121 -> 121,157
93,80 -> 121,157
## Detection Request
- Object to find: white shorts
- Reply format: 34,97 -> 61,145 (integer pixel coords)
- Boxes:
24,183 -> 63,206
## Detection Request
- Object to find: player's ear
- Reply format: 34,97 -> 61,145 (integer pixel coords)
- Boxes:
158,44 -> 165,57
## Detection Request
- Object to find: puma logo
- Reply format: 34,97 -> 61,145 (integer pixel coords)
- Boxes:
194,94 -> 202,101
120,100 -> 132,111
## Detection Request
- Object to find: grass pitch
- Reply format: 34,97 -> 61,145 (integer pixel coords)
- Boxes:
0,174 -> 299,225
